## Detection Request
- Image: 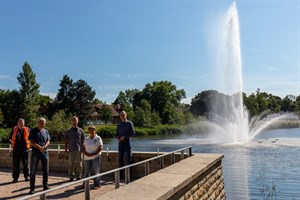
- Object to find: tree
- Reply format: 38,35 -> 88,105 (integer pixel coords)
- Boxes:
46,110 -> 72,141
55,75 -> 75,114
73,79 -> 96,126
17,62 -> 40,127
97,104 -> 113,124
281,95 -> 296,112
54,76 -> 96,126
133,81 -> 186,124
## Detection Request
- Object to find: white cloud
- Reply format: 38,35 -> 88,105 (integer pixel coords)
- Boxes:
97,84 -> 136,91
181,96 -> 192,104
0,74 -> 11,80
104,73 -> 121,78
40,92 -> 56,99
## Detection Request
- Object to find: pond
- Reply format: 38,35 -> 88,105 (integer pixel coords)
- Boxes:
105,128 -> 300,200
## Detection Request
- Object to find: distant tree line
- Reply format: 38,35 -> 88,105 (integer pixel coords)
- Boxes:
190,89 -> 300,118
0,62 -> 299,140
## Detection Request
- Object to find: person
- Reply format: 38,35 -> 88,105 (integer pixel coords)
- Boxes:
28,117 -> 50,194
8,118 -> 30,183
115,111 -> 136,178
64,116 -> 85,181
82,125 -> 103,190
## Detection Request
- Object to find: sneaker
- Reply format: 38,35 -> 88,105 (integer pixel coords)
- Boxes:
79,185 -> 84,190
12,179 -> 18,183
28,190 -> 34,194
94,186 -> 100,190
25,177 -> 29,182
43,186 -> 50,191
69,178 -> 74,182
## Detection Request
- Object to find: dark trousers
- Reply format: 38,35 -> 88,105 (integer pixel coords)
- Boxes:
30,151 -> 49,191
12,151 -> 29,180
118,143 -> 132,179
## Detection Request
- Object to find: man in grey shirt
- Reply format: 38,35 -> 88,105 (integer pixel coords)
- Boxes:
65,116 -> 85,181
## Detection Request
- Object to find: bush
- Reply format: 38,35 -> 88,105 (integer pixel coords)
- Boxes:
0,128 -> 10,143
96,125 -> 116,138
95,124 -> 184,138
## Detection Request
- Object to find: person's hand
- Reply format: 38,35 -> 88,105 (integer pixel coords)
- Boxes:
39,146 -> 45,153
119,136 -> 126,142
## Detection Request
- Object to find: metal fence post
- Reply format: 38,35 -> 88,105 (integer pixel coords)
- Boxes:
115,171 -> 120,189
125,167 -> 130,184
181,150 -> 184,160
84,180 -> 90,200
188,147 -> 192,157
144,162 -> 150,176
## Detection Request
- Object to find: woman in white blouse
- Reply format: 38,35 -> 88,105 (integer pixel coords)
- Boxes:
82,125 -> 103,190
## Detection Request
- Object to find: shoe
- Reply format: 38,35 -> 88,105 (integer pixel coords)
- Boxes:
43,186 -> 50,191
69,178 -> 74,182
12,179 -> 18,183
25,177 -> 29,182
28,190 -> 34,194
79,185 -> 84,190
94,186 -> 100,190
76,177 -> 81,180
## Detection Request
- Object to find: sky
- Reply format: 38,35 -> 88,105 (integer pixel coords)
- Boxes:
0,0 -> 299,104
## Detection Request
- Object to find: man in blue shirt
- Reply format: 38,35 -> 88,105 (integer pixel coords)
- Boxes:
28,117 -> 50,194
115,111 -> 136,178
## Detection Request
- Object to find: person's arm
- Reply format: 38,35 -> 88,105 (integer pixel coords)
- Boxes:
64,131 -> 69,152
129,122 -> 136,137
30,140 -> 43,151
65,140 -> 69,152
82,144 -> 92,157
8,128 -> 14,143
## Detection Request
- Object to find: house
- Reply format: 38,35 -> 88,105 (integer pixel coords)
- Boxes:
88,104 -> 121,124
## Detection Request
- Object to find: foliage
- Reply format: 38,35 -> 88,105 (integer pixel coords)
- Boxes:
96,124 -> 184,138
97,104 -> 113,124
46,110 -> 72,141
54,75 -> 96,127
17,62 -> 40,127
132,80 -> 186,124
96,125 -> 116,138
0,128 -> 10,143
0,108 -> 3,127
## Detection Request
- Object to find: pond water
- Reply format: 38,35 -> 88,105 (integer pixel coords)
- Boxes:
105,128 -> 300,200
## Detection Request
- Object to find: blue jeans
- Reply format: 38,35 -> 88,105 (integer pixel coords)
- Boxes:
84,156 -> 101,187
30,151 -> 49,191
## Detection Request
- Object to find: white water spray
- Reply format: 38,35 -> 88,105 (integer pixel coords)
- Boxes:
207,2 -> 297,143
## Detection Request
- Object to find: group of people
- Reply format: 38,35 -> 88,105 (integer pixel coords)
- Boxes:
9,111 -> 135,195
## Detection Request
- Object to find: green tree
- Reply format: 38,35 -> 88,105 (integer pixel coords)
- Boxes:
55,75 -> 75,114
133,81 -> 186,124
73,79 -> 96,126
0,108 -> 3,127
281,95 -> 296,112
54,76 -> 96,126
46,110 -> 72,141
17,62 -> 40,127
133,99 -> 153,127
97,104 -> 113,124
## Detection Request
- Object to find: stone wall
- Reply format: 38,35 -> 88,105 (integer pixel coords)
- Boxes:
0,148 -> 186,178
99,154 -> 225,200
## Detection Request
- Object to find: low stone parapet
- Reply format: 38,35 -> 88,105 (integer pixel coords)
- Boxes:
98,153 -> 225,200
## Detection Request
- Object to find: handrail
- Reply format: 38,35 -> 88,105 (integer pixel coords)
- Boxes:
18,146 -> 192,200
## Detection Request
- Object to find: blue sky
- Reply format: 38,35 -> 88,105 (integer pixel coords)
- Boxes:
0,0 -> 299,104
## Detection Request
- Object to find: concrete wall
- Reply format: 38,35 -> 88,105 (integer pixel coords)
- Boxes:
0,149 -> 187,178
99,154 -> 226,200
0,149 -> 226,199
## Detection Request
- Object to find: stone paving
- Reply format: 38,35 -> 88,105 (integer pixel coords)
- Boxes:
0,168 -> 115,200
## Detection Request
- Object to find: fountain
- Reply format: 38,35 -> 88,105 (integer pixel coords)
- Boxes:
206,2 -> 297,143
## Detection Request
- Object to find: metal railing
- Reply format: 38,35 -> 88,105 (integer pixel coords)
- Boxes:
18,146 -> 192,200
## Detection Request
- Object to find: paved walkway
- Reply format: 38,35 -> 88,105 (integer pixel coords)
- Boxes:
0,168 -> 115,200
